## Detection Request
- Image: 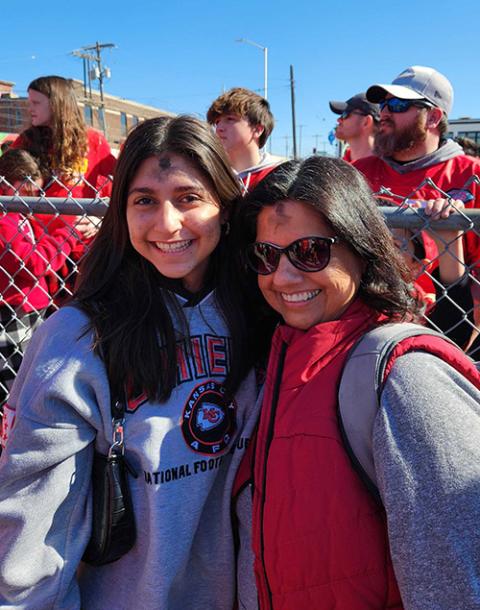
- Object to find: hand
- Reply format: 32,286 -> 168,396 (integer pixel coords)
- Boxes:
422,197 -> 465,221
74,216 -> 101,240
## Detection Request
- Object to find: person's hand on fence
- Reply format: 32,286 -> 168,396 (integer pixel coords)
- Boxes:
74,216 -> 101,241
423,198 -> 466,285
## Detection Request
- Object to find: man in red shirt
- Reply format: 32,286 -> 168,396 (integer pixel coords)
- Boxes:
354,66 -> 480,353
329,93 -> 380,162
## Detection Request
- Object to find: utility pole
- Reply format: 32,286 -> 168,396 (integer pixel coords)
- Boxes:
283,135 -> 291,159
71,42 -> 115,136
290,65 -> 298,160
313,134 -> 321,154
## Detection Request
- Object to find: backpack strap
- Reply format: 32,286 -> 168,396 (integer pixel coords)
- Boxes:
337,323 -> 452,500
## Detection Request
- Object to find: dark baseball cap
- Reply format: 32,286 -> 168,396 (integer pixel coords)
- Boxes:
329,93 -> 380,121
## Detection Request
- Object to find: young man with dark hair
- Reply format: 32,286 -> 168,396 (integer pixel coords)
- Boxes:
207,87 -> 283,191
354,66 -> 480,354
329,93 -> 380,162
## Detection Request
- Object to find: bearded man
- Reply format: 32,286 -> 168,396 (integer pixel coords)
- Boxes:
354,66 -> 480,356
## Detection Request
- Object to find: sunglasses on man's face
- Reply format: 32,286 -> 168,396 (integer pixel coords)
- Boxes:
339,110 -> 367,120
245,236 -> 339,275
379,97 -> 433,113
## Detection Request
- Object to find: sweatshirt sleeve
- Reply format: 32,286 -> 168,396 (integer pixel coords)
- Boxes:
0,307 -> 109,610
373,351 -> 480,610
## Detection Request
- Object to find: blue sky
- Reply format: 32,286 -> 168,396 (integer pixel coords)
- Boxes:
2,0 -> 479,157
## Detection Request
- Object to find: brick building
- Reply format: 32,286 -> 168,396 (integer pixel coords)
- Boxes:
0,79 -> 174,153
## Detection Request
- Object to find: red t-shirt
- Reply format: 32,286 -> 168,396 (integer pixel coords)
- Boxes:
354,154 -> 480,270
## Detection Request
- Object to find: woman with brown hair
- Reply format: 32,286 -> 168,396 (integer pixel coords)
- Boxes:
11,75 -> 116,301
236,156 -> 480,610
0,115 -> 265,609
13,75 -> 115,199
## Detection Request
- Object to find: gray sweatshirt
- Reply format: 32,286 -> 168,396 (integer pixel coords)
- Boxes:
0,294 -> 260,610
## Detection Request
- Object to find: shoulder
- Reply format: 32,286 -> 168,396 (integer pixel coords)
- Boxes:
24,305 -> 94,373
383,350 -> 480,408
449,153 -> 480,173
86,128 -> 109,148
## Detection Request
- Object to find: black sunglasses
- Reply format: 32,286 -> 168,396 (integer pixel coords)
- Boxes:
245,236 -> 339,275
339,110 -> 367,120
379,97 -> 433,113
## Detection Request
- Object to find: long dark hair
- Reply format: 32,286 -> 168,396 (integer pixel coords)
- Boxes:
21,76 -> 88,178
236,156 -> 423,322
75,115 -> 254,401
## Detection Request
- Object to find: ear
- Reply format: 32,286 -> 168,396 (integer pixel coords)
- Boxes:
363,114 -> 374,129
252,124 -> 265,142
426,107 -> 443,129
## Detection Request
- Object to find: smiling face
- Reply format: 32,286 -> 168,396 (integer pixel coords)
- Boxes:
255,199 -> 364,329
27,88 -> 52,127
126,154 -> 223,292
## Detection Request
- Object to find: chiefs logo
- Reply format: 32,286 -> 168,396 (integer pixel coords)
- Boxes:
446,188 -> 474,203
182,381 -> 236,455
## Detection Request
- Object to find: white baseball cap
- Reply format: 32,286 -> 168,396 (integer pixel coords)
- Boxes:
366,66 -> 453,115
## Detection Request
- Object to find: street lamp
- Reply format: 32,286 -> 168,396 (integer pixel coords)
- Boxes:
236,38 -> 268,100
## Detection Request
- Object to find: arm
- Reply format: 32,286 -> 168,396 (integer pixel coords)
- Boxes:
0,308 -> 106,609
373,351 -> 480,610
422,197 -> 466,285
0,215 -> 78,281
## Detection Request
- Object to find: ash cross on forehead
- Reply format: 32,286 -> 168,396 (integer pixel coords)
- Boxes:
158,156 -> 171,170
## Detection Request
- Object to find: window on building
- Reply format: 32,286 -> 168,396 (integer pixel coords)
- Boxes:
97,107 -> 106,133
120,112 -> 128,137
131,115 -> 139,127
84,105 -> 93,126
458,131 -> 480,144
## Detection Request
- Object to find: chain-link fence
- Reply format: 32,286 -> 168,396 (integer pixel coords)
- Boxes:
0,176 -> 110,407
0,177 -> 479,409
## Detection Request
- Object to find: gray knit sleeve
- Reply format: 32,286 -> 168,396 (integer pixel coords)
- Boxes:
0,307 -> 107,609
373,351 -> 480,610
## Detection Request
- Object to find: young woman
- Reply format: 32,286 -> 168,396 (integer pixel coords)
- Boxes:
12,75 -> 115,199
237,157 -> 480,610
11,75 -> 117,301
0,116 -> 263,609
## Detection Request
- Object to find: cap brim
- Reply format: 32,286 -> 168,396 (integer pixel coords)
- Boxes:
329,100 -> 347,114
366,84 -> 425,103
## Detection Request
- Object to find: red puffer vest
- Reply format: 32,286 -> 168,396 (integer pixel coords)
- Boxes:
252,300 -> 402,609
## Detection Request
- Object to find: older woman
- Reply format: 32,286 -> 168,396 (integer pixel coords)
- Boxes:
237,157 -> 480,610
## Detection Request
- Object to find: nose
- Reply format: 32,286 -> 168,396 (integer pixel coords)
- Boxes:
153,200 -> 183,235
270,252 -> 302,288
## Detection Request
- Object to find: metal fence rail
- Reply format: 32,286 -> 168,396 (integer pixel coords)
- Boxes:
0,187 -> 479,408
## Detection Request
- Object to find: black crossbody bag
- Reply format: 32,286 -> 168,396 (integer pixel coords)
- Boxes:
82,389 -> 138,566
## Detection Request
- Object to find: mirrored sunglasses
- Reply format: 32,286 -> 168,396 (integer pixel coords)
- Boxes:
245,236 -> 339,275
379,97 -> 433,113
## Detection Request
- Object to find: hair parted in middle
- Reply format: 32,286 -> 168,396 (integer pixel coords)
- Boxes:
236,156 -> 424,322
75,115 -> 263,401
23,75 -> 88,178
206,87 -> 274,148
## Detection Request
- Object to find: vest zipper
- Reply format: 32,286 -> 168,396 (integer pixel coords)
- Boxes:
258,341 -> 287,609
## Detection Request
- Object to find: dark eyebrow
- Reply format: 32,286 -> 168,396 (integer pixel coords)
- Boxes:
128,184 -> 210,197
127,186 -> 155,197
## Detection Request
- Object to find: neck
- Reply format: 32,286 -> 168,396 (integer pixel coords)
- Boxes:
346,133 -> 375,162
392,134 -> 441,163
229,146 -> 262,173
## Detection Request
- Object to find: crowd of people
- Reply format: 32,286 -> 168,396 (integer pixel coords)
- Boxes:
0,66 -> 478,610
